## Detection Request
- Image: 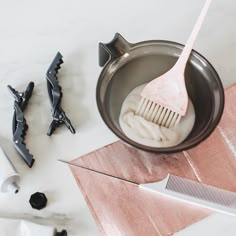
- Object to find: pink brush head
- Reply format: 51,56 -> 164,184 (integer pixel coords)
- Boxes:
141,71 -> 189,117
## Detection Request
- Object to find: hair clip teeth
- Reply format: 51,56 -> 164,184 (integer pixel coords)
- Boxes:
46,52 -> 75,136
8,82 -> 35,168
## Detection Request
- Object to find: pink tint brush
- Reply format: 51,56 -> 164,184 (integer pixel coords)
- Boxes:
136,0 -> 212,128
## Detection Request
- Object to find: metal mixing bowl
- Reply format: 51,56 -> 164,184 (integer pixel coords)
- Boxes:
96,33 -> 224,153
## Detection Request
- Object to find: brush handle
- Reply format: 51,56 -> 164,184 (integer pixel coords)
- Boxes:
175,0 -> 212,71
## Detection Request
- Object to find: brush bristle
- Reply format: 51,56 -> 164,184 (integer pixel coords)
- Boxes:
135,98 -> 182,128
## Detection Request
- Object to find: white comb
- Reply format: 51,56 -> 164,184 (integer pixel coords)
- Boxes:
136,0 -> 212,128
140,174 -> 236,217
60,160 -> 236,217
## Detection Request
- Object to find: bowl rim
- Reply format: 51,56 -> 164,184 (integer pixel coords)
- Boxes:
96,39 -> 225,153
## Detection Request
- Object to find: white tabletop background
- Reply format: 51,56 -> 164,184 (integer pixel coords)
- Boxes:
0,0 -> 236,235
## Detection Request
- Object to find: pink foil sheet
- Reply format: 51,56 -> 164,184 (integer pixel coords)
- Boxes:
69,85 -> 236,236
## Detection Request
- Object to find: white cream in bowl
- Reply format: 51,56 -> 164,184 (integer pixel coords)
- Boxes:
119,84 -> 195,148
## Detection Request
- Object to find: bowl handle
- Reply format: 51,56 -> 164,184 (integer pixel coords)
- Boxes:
99,33 -> 132,67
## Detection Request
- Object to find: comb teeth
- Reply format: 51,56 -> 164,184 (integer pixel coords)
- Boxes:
136,98 -> 182,128
141,174 -> 236,217
167,175 -> 236,207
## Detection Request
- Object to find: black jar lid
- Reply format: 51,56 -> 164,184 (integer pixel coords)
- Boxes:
29,192 -> 47,210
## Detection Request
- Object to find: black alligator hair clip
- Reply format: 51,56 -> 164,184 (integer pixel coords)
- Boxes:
46,52 -> 75,136
7,82 -> 35,168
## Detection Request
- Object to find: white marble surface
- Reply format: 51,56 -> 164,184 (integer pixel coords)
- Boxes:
0,0 -> 236,235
